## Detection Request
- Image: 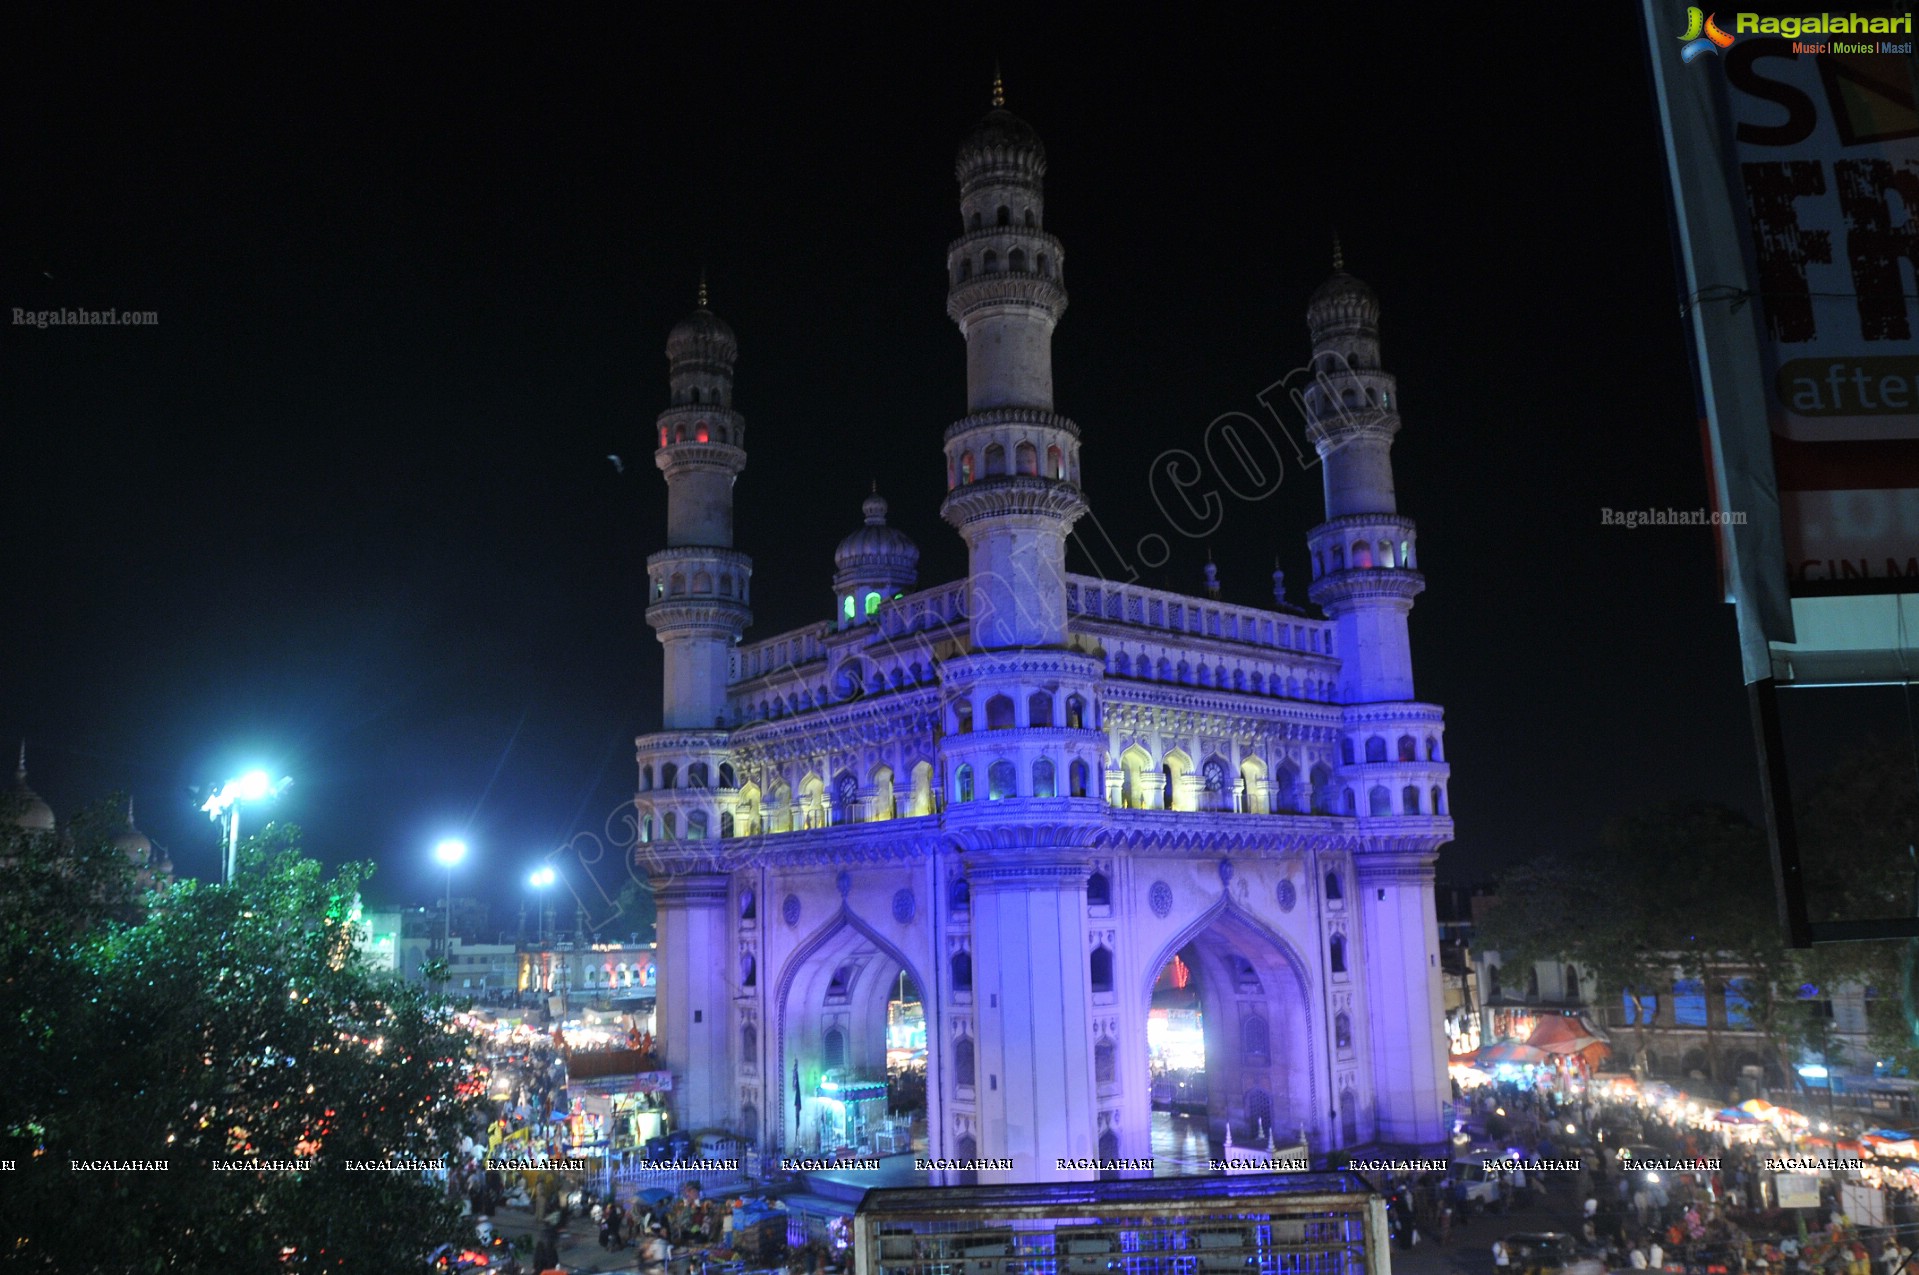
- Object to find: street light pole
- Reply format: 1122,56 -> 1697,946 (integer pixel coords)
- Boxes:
202,770 -> 290,885
433,840 -> 468,989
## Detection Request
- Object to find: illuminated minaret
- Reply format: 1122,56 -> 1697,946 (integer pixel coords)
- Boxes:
939,72 -> 1087,650
1303,244 -> 1451,1150
645,280 -> 753,728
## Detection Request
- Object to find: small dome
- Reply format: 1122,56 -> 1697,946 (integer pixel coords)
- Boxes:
834,493 -> 920,574
113,799 -> 152,865
956,108 -> 1047,182
667,305 -> 737,358
8,744 -> 55,833
1307,268 -> 1380,342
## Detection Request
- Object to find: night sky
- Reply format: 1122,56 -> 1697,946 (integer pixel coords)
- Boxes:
8,8 -> 1851,926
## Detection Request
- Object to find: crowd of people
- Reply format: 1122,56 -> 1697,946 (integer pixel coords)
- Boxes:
1376,1077 -> 1919,1275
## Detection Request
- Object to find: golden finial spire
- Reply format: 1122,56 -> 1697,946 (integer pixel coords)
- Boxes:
1332,233 -> 1344,273
991,62 -> 1004,109
697,267 -> 708,310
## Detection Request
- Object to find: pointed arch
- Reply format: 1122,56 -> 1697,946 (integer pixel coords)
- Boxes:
773,904 -> 937,1154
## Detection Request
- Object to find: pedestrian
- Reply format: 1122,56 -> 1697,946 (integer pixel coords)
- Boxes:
1494,1238 -> 1511,1272
1630,1241 -> 1649,1269
1650,1239 -> 1666,1271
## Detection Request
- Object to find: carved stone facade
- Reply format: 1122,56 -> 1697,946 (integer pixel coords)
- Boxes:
634,92 -> 1452,1183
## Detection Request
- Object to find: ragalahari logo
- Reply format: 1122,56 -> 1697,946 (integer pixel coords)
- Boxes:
1679,8 -> 1739,62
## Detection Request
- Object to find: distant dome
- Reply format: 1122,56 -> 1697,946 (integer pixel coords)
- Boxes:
1307,268 -> 1380,342
834,493 -> 920,575
8,744 -> 55,833
113,799 -> 152,865
666,305 -> 738,365
956,108 -> 1047,184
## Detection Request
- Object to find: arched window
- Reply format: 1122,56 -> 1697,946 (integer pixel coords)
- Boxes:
823,1027 -> 845,1070
1162,764 -> 1175,809
1426,737 -> 1441,761
695,423 -> 709,443
968,210 -> 981,230
952,950 -> 973,992
959,258 -> 972,281
1365,736 -> 1388,763
1329,933 -> 1347,974
996,205 -> 1010,226
1090,945 -> 1115,993
983,249 -> 999,273
954,764 -> 973,803
1038,252 -> 1051,278
661,763 -> 678,789
1065,695 -> 1086,728
1095,1038 -> 1116,1083
1340,738 -> 1356,765
842,595 -> 856,621
1402,785 -> 1421,814
688,762 -> 709,788
1335,1012 -> 1353,1050
740,952 -> 756,987
985,694 -> 1015,729
960,451 -> 974,483
1015,441 -> 1037,474
1246,1088 -> 1274,1134
640,764 -> 653,792
1433,785 -> 1445,815
1243,1014 -> 1270,1065
1340,1091 -> 1359,1146
670,572 -> 687,596
717,811 -> 733,838
740,889 -> 756,921
864,591 -> 881,619
1398,735 -> 1417,762
1008,248 -> 1027,273
1069,759 -> 1090,798
1368,785 -> 1391,816
1033,758 -> 1056,798
742,1022 -> 758,1061
687,810 -> 708,839
1024,208 -> 1035,227
984,443 -> 1006,475
950,877 -> 970,911
828,964 -> 853,999
1086,871 -> 1110,906
987,759 -> 1016,800
718,763 -> 736,788
1027,691 -> 1053,726
1342,788 -> 1356,816
1310,764 -> 1335,814
1047,444 -> 1064,477
953,700 -> 974,734
742,1102 -> 759,1144
955,1035 -> 976,1087
1325,871 -> 1343,901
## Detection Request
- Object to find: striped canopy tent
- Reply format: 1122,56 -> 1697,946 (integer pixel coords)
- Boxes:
1863,1129 -> 1919,1158
1716,1106 -> 1763,1124
1524,1014 -> 1611,1067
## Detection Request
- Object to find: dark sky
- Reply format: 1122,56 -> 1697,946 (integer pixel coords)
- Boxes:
7,7 -> 1828,924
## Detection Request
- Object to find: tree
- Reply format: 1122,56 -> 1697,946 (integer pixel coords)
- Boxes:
611,875 -> 658,945
1476,801 -> 1832,1088
0,820 -> 480,1272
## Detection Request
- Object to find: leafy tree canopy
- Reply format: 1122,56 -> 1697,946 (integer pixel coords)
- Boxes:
0,816 -> 479,1273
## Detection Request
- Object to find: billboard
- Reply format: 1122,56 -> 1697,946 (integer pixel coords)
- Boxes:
1644,5 -> 1919,683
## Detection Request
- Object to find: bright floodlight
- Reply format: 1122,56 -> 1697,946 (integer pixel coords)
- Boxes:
434,838 -> 469,866
236,770 -> 274,801
530,866 -> 556,888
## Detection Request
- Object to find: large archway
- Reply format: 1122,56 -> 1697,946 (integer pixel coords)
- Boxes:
775,914 -> 931,1157
1143,904 -> 1316,1169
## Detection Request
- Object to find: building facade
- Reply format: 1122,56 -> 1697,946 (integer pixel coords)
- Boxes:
634,94 -> 1453,1182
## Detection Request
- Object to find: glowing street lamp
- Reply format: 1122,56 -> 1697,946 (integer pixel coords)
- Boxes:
434,839 -> 468,970
202,770 -> 292,884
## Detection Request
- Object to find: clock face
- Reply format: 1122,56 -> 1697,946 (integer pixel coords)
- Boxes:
837,776 -> 857,802
1203,761 -> 1225,791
